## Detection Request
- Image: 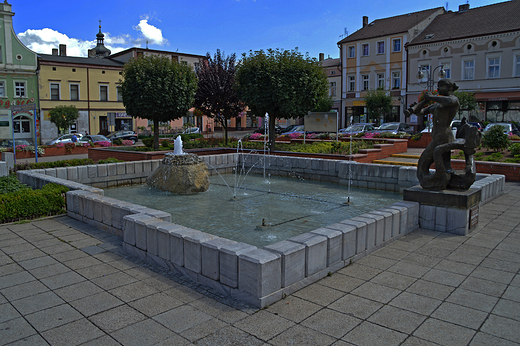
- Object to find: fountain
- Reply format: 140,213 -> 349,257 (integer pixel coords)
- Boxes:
146,136 -> 210,194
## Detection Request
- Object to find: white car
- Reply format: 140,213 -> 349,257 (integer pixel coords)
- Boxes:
46,133 -> 83,145
421,121 -> 459,137
182,127 -> 200,134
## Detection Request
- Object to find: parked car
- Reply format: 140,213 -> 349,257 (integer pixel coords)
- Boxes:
182,127 -> 200,134
469,122 -> 484,132
370,122 -> 414,135
281,125 -> 305,136
106,130 -> 138,144
253,125 -> 283,134
483,123 -> 520,136
421,120 -> 460,136
78,135 -> 111,144
46,133 -> 83,145
338,123 -> 376,136
280,124 -> 302,133
0,139 -> 31,147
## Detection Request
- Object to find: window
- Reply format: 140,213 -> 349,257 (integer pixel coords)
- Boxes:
377,41 -> 385,54
488,57 -> 500,78
117,86 -> 123,102
362,75 -> 369,90
392,71 -> 401,89
99,85 -> 108,101
194,62 -> 200,71
348,76 -> 355,92
15,82 -> 26,98
516,55 -> 520,77
13,116 -> 30,133
329,82 -> 336,96
441,62 -> 451,79
348,46 -> 355,58
50,83 -> 60,100
362,44 -> 369,56
463,60 -> 475,80
70,84 -> 79,101
377,73 -> 385,89
392,38 -> 401,52
0,81 -> 4,97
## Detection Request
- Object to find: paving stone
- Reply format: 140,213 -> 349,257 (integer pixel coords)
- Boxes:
11,291 -> 64,315
270,324 -> 337,346
351,281 -> 401,304
329,294 -> 383,319
267,296 -> 321,323
413,318 -> 476,345
0,317 -> 38,345
368,305 -> 427,334
25,304 -> 83,332
431,302 -> 488,330
110,318 -> 180,346
234,310 -> 295,341
153,305 -> 213,333
89,305 -> 147,333
405,279 -> 455,301
70,291 -> 124,317
194,325 -> 264,346
301,308 -> 361,338
41,319 -> 105,346
293,283 -> 345,306
389,291 -> 442,315
343,321 -> 407,346
129,292 -> 183,317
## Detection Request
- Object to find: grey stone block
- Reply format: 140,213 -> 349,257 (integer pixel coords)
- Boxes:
125,162 -> 135,174
142,161 -> 152,173
264,240 -> 305,287
351,216 -> 376,251
287,233 -> 327,276
447,208 -> 469,235
134,214 -> 161,251
183,231 -> 217,274
367,210 -> 392,243
87,165 -> 97,178
66,167 -> 78,181
168,228 -> 199,267
379,208 -> 400,240
116,162 -> 126,175
434,206 -> 448,232
340,219 -> 367,253
220,242 -> 257,288
97,165 -> 107,177
134,161 -> 143,174
325,222 -> 357,260
394,201 -> 419,231
107,163 -> 117,176
419,204 -> 436,230
146,220 -> 173,256
122,213 -> 154,246
151,160 -> 161,171
155,223 -> 185,261
310,227 -> 343,267
238,249 -> 281,298
201,238 -> 237,281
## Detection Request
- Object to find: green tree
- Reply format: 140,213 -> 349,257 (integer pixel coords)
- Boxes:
364,89 -> 392,125
194,50 -> 244,145
313,94 -> 334,112
120,55 -> 198,150
454,91 -> 477,118
235,48 -> 329,149
48,105 -> 79,134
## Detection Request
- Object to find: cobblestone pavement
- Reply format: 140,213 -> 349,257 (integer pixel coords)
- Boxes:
1,182 -> 519,345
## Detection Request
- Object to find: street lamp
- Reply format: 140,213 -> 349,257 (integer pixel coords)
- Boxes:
416,65 -> 446,92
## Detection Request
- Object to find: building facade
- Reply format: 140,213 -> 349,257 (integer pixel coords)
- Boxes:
406,1 -> 520,127
38,30 -> 206,143
338,8 -> 445,128
320,54 -> 342,122
0,1 -> 39,144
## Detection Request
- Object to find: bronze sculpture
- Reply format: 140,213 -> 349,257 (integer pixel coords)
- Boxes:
405,79 -> 481,191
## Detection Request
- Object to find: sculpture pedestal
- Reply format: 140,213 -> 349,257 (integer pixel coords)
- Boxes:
403,186 -> 481,235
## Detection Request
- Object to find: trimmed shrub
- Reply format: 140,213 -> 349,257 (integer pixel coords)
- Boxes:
0,183 -> 69,223
510,142 -> 520,156
482,125 -> 511,152
14,158 -> 94,171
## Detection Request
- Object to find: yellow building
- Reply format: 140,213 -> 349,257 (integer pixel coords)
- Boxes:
39,27 -> 205,143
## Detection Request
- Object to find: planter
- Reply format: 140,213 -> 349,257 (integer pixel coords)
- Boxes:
408,132 -> 432,148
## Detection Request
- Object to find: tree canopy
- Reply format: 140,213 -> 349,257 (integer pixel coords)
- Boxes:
120,55 -> 198,149
235,48 -> 329,149
364,89 -> 392,125
194,49 -> 244,144
454,91 -> 477,118
48,105 -> 79,134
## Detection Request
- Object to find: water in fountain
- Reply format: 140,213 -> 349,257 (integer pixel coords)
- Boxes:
173,135 -> 184,155
105,173 -> 400,248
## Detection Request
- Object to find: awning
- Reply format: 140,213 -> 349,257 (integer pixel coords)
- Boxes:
474,92 -> 520,101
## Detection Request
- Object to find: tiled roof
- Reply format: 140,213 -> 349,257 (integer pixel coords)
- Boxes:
338,7 -> 444,44
409,0 -> 520,45
39,54 -> 125,67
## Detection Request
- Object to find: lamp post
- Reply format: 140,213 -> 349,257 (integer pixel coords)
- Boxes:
416,65 -> 446,92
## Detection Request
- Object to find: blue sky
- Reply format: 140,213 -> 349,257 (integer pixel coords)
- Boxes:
13,0 -> 505,60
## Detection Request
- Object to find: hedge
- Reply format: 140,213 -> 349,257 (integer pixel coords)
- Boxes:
0,183 -> 69,223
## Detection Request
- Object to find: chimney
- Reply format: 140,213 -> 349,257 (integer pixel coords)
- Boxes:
319,53 -> 324,61
59,44 -> 66,56
459,3 -> 470,12
363,16 -> 368,28
52,48 -> 58,56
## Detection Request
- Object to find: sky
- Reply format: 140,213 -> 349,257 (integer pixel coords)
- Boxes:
12,0 -> 506,60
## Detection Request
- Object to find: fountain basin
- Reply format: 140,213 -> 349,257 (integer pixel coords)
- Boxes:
16,153 -> 505,308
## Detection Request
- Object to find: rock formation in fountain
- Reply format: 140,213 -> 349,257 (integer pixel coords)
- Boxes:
146,137 -> 210,194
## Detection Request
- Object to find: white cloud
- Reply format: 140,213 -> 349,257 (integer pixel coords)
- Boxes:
134,18 -> 166,45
